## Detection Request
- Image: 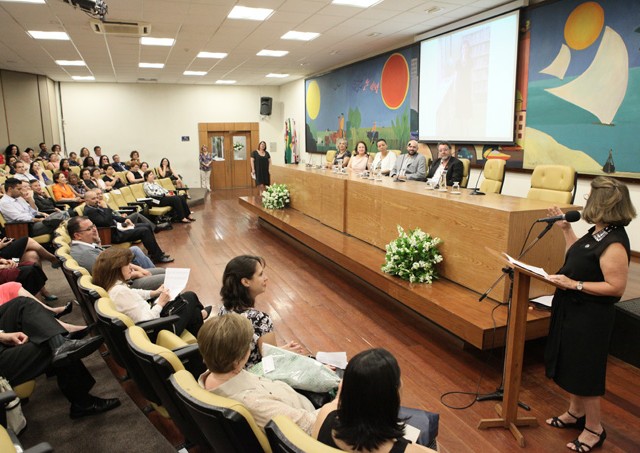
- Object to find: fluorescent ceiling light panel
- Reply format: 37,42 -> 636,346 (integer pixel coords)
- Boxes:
215,80 -> 236,84
140,37 -> 175,46
184,71 -> 207,76
197,51 -> 227,59
56,60 -> 86,66
1,0 -> 46,3
28,31 -> 70,40
257,49 -> 288,57
281,31 -> 320,41
331,0 -> 382,7
72,76 -> 95,81
266,73 -> 289,78
227,5 -> 273,21
139,62 -> 164,68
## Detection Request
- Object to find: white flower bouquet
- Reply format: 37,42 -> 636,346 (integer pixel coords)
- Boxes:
381,226 -> 443,283
262,183 -> 290,209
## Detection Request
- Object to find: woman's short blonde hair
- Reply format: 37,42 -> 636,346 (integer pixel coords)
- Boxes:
197,312 -> 253,374
582,176 -> 636,226
336,138 -> 347,147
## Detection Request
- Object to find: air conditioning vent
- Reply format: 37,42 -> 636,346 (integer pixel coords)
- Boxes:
91,19 -> 150,36
137,78 -> 158,83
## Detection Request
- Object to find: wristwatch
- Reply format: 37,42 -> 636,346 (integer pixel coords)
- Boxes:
576,281 -> 584,291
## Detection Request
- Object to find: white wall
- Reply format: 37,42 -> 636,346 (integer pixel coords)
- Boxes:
59,83 -> 281,188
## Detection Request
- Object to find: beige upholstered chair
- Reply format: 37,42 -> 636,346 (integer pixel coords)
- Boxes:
527,165 -> 577,204
325,150 -> 336,166
266,415 -> 342,453
479,159 -> 507,194
459,158 -> 470,188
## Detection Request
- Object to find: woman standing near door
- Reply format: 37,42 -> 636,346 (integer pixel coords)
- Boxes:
251,141 -> 271,195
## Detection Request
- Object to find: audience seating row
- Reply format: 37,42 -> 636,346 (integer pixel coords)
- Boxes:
51,223 -> 335,452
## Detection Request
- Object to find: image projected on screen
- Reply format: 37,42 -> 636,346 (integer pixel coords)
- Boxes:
419,11 -> 519,144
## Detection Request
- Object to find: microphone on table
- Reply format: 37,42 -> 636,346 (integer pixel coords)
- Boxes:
469,164 -> 485,195
393,154 -> 406,182
536,210 -> 581,223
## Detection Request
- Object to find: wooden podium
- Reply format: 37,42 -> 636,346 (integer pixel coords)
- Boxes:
477,265 -> 558,446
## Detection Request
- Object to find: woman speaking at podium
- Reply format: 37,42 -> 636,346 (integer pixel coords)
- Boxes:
545,176 -> 636,452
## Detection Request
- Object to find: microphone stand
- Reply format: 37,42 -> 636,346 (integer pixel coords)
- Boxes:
476,221 -> 555,409
469,164 -> 485,195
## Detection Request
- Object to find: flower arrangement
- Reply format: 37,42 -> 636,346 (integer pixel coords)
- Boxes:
381,226 -> 443,283
233,142 -> 244,152
262,183 -> 290,210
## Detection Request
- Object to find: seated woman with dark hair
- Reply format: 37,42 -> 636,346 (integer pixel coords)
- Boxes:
92,247 -> 211,337
102,165 -> 124,191
82,156 -> 96,169
198,312 -> 318,433
51,172 -> 83,207
313,348 -> 438,452
142,170 -> 194,223
81,167 -> 97,190
218,255 -> 305,369
68,172 -> 87,198
126,160 -> 144,184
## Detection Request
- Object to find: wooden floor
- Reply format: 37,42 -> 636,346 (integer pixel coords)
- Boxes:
144,188 -> 640,453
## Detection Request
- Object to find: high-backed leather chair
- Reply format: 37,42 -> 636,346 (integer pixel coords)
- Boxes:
265,415 -> 342,453
527,165 -> 577,204
125,326 -> 207,448
169,369 -> 271,453
479,159 -> 507,194
459,158 -> 470,188
325,150 -> 336,167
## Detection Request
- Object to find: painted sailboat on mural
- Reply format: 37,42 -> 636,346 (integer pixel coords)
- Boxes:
544,26 -> 628,125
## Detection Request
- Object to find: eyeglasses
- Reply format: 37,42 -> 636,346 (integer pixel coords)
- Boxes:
77,224 -> 97,232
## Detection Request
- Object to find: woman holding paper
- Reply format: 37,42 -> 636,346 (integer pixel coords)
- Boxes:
313,348 -> 438,452
544,176 -> 636,452
93,247 -> 210,336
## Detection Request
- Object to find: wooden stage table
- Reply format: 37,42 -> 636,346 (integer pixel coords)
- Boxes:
271,165 -> 575,302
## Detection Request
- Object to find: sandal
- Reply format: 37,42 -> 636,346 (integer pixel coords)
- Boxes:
568,427 -> 606,452
548,411 -> 586,430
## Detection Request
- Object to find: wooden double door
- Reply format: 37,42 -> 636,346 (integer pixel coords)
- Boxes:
199,122 -> 259,189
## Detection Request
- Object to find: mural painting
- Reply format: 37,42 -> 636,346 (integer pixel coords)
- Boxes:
305,45 -> 419,154
525,0 -> 640,177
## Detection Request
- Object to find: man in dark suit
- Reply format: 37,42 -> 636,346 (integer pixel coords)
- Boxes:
426,142 -> 464,187
83,190 -> 173,264
111,154 -> 129,172
0,297 -> 121,419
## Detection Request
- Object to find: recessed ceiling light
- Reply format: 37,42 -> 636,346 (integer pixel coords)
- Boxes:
281,31 -> 320,41
425,6 -> 442,14
215,80 -> 236,84
139,62 -> 164,69
197,51 -> 228,59
266,73 -> 289,78
56,60 -> 86,66
72,76 -> 95,81
1,0 -> 45,3
140,37 -> 175,46
227,5 -> 273,21
257,49 -> 289,57
184,71 -> 207,76
331,0 -> 382,7
28,31 -> 70,40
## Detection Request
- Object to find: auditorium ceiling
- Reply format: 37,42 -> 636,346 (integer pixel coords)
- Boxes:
0,0 -> 514,85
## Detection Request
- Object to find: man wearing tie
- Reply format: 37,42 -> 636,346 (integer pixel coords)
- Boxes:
83,191 -> 173,264
389,140 -> 427,181
426,142 -> 463,187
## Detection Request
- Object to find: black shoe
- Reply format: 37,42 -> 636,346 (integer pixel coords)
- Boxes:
153,255 -> 174,264
44,294 -> 59,302
66,324 -> 95,340
54,301 -> 73,319
52,336 -> 104,367
70,396 -> 121,419
51,259 -> 63,269
155,222 -> 173,231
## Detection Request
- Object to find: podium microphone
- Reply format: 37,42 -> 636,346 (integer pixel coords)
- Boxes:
536,211 -> 581,223
469,163 -> 485,195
